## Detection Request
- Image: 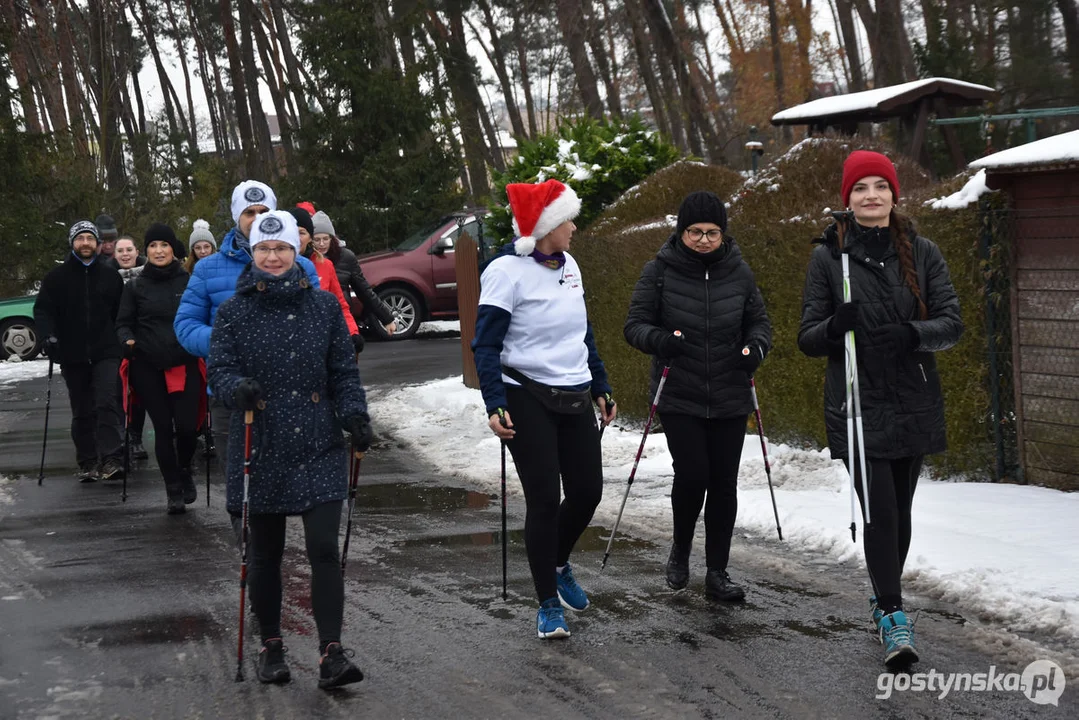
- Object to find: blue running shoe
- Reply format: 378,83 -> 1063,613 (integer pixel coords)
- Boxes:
537,598 -> 570,639
880,610 -> 919,668
556,563 -> 589,611
870,596 -> 885,633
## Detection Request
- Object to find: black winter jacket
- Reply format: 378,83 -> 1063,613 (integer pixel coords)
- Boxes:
624,235 -> 772,419
798,222 -> 964,460
116,260 -> 197,370
34,254 -> 124,365
334,247 -> 394,326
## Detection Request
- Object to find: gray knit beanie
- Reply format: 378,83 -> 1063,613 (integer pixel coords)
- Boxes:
188,219 -> 217,251
312,210 -> 336,237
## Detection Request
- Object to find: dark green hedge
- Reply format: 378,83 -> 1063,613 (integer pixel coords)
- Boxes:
575,140 -> 997,478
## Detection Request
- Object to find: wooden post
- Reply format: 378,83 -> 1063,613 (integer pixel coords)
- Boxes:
909,98 -> 930,169
455,232 -> 481,389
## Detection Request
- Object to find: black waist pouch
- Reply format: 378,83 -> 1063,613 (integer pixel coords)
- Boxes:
503,366 -> 591,415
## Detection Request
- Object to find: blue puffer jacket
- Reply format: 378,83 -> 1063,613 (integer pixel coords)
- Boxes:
175,227 -> 320,359
208,264 -> 368,516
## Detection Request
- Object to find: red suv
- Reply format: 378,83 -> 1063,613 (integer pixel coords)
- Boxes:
356,209 -> 488,340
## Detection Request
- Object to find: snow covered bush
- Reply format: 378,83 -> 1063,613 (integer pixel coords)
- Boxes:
487,116 -> 681,243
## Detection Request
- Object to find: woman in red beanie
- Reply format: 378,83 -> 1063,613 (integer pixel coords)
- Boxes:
797,150 -> 964,668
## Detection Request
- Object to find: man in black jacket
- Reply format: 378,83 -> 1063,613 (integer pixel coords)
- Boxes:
34,221 -> 126,481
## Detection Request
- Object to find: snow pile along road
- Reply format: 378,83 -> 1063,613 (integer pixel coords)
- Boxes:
0,357 -> 50,386
369,375 -> 1079,646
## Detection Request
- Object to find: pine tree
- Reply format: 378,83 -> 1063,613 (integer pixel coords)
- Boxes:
285,0 -> 461,251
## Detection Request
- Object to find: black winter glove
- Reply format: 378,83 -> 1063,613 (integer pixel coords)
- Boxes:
345,414 -> 373,452
828,302 -> 861,338
123,342 -> 137,359
868,323 -> 918,355
351,334 -> 365,354
658,332 -> 686,360
233,378 -> 263,412
44,336 -> 59,358
737,345 -> 763,375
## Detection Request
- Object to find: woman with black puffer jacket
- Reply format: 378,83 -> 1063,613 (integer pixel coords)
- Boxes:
625,191 -> 772,604
116,224 -> 205,514
798,150 -> 963,669
311,211 -> 397,336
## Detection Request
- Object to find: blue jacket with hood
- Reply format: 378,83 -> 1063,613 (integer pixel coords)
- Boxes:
174,227 -> 320,359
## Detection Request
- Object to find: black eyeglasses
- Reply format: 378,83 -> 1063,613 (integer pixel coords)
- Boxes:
684,227 -> 722,242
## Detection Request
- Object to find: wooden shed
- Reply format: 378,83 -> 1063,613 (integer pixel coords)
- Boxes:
970,130 -> 1079,491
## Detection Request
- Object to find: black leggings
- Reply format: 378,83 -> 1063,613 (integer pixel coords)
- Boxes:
659,413 -> 747,571
128,358 -> 201,484
248,500 -> 344,653
505,385 -> 603,603
848,456 -> 922,613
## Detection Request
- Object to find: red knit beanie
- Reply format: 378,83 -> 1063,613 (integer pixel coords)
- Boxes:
841,151 -> 900,207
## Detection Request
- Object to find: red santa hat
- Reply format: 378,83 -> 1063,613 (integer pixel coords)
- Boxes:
506,179 -> 582,256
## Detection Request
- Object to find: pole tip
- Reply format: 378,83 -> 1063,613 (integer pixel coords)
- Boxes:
234,670 -> 244,682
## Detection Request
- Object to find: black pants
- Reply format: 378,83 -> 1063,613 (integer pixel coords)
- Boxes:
212,398 -> 231,484
659,413 -> 747,571
118,373 -> 146,442
128,357 -> 201,486
504,385 -> 603,603
847,456 -> 922,612
61,358 -> 123,468
248,500 -> 344,653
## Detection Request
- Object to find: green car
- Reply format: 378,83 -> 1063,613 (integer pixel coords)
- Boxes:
0,295 -> 41,360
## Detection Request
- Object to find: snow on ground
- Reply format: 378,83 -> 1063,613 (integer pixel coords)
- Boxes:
927,169 -> 992,209
369,375 -> 1079,645
0,475 -> 14,506
415,320 -> 460,335
0,357 -> 49,386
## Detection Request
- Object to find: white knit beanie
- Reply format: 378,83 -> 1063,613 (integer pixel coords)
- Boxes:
188,219 -> 217,251
249,211 -> 300,253
230,180 -> 277,224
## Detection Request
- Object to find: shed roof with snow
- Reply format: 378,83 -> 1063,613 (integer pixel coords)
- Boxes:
770,77 -> 995,126
969,130 -> 1079,172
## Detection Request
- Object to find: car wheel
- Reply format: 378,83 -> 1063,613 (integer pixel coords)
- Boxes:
0,318 -> 41,360
376,287 -> 422,340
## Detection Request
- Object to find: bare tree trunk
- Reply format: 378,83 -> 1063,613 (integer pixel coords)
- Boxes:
623,0 -> 670,139
600,0 -> 623,113
267,0 -> 310,124
238,0 -> 275,176
767,0 -> 788,113
185,0 -> 225,153
130,0 -> 190,148
554,0 -> 606,118
668,0 -> 724,157
165,0 -> 199,150
251,5 -> 294,171
1058,0 -> 1079,98
3,3 -> 43,133
629,0 -> 684,148
29,0 -> 69,134
833,0 -> 865,91
642,0 -> 708,155
424,7 -> 490,198
416,29 -> 471,196
446,8 -> 504,171
691,1 -> 718,87
219,0 -> 258,176
786,0 -> 814,100
475,0 -> 527,138
53,0 -> 89,154
583,0 -> 622,117
511,5 -> 538,137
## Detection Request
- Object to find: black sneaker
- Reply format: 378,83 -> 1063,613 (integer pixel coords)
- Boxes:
98,457 -> 124,481
180,469 -> 197,505
705,569 -> 746,602
318,643 -> 363,690
256,638 -> 290,684
75,463 -> 98,483
665,543 -> 691,591
130,441 -> 148,460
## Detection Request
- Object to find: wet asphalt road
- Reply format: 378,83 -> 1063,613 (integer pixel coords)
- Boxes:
0,335 -> 1073,719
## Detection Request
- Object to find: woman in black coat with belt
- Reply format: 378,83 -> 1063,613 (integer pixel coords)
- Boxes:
625,191 -> 772,602
311,210 -> 397,336
115,224 -> 204,513
798,150 -> 963,668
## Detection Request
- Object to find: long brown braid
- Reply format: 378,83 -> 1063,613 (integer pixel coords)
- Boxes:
890,209 -> 928,320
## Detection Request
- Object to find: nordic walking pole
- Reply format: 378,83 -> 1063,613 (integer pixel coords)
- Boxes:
204,405 -> 212,507
122,373 -> 131,502
499,413 -> 509,600
602,335 -> 678,570
749,375 -> 782,541
841,253 -> 871,542
341,441 -> 364,577
38,356 -> 54,485
235,410 -> 254,682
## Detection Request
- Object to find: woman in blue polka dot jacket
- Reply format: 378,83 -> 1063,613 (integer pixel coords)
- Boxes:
208,210 -> 369,690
